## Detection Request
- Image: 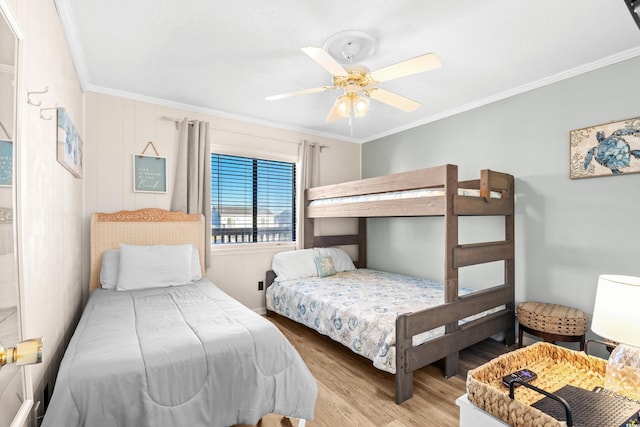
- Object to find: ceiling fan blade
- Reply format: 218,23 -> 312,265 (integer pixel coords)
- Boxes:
302,47 -> 349,77
370,53 -> 441,83
265,86 -> 333,101
367,88 -> 420,112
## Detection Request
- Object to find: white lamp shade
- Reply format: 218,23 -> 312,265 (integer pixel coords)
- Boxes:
591,274 -> 640,347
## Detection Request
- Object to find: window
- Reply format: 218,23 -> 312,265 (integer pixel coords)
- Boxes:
211,153 -> 296,244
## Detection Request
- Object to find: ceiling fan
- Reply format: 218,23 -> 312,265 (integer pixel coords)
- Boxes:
265,31 -> 441,123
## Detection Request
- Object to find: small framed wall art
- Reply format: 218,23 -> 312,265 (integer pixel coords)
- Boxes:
56,107 -> 83,178
569,116 -> 640,179
0,140 -> 12,186
133,141 -> 167,193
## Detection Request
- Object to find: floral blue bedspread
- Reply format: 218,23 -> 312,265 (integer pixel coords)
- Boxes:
266,269 -> 491,374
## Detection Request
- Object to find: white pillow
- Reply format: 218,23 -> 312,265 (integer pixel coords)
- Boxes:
100,245 -> 202,289
190,246 -> 203,281
116,244 -> 194,291
271,249 -> 318,281
314,247 -> 356,272
100,249 -> 120,290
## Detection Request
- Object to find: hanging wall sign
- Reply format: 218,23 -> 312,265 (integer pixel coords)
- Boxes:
0,140 -> 12,186
133,141 -> 167,193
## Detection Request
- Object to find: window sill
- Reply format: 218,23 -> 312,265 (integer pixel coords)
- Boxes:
210,241 -> 296,255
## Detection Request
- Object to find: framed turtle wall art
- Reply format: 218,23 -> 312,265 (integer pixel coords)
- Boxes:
570,116 -> 640,179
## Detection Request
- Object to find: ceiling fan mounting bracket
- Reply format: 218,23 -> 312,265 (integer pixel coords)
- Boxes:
322,30 -> 378,64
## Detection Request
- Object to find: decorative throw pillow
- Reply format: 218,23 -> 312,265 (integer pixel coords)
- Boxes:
314,256 -> 336,278
314,247 -> 356,272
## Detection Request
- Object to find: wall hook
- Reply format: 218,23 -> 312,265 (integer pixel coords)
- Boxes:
39,104 -> 58,121
27,86 -> 49,107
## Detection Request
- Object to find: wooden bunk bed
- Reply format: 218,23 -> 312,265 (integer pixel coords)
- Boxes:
267,164 -> 515,403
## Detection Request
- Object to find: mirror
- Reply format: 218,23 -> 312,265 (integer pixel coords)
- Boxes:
0,5 -> 23,424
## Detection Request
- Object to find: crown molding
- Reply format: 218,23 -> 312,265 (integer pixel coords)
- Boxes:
363,46 -> 640,143
85,83 -> 360,144
54,0 -> 89,90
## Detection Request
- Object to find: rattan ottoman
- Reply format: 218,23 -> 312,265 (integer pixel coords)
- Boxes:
517,302 -> 587,351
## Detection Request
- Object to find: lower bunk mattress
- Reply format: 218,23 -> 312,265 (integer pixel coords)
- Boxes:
266,268 -> 502,374
42,279 -> 317,427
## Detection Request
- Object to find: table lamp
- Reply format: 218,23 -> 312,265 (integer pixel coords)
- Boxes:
591,274 -> 640,401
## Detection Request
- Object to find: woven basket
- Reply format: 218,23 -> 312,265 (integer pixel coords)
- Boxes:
466,342 -> 606,426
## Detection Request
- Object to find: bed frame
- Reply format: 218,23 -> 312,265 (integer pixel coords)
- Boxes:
267,164 -> 515,404
89,208 -> 205,293
87,208 -> 308,427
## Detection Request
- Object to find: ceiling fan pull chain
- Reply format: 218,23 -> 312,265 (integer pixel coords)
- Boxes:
349,110 -> 354,137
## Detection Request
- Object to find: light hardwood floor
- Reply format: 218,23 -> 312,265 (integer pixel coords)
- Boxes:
239,314 -> 516,427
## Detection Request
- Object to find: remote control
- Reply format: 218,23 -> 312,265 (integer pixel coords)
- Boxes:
502,369 -> 537,387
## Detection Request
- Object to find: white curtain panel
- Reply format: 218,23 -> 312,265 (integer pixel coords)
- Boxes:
297,141 -> 320,249
171,119 -> 211,267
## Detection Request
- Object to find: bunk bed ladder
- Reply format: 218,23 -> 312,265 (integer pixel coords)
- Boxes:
443,164 -> 460,377
503,174 -> 516,345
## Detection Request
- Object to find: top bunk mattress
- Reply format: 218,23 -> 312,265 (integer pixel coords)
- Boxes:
308,187 -> 502,207
266,269 -> 502,374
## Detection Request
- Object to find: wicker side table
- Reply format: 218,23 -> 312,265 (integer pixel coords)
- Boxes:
517,302 -> 587,350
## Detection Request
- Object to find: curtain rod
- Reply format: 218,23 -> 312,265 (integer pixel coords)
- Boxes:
161,116 -> 194,126
159,115 -> 328,150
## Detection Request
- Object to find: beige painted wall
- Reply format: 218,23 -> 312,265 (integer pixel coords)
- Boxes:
84,92 -> 361,311
6,0 -> 85,418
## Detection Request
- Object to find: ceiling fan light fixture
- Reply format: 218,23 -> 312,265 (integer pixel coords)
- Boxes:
268,38 -> 440,126
352,95 -> 370,118
335,95 -> 352,118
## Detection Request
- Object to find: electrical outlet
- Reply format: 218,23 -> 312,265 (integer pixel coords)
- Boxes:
258,281 -> 264,291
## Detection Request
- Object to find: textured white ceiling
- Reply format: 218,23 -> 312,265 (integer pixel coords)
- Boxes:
55,0 -> 640,142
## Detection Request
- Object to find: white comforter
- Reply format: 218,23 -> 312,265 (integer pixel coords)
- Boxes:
42,279 -> 317,427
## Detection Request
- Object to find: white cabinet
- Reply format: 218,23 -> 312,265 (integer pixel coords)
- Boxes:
456,394 -> 510,427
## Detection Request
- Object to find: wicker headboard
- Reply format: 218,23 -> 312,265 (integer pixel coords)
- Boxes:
89,208 -> 205,293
